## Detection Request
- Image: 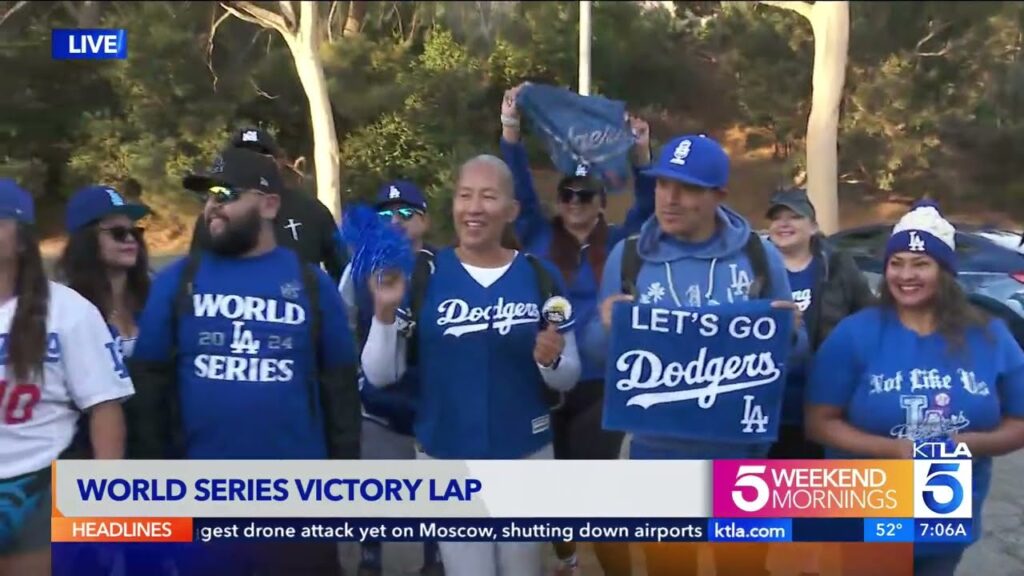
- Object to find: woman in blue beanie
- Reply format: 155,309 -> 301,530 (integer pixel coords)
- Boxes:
807,201 -> 1024,576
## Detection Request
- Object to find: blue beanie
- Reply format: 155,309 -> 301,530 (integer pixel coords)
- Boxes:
883,200 -> 957,273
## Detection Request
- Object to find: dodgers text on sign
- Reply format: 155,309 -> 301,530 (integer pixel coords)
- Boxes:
603,300 -> 792,442
52,29 -> 128,60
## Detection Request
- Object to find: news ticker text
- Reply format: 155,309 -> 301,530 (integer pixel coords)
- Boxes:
54,517 -> 972,544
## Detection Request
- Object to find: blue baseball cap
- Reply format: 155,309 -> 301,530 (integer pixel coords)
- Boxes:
642,134 -> 730,189
374,180 -> 427,211
0,179 -> 35,224
66,185 -> 151,232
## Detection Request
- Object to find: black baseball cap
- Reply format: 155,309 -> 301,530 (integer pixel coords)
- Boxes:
557,163 -> 605,196
767,187 -> 816,221
183,148 -> 285,195
231,127 -> 283,158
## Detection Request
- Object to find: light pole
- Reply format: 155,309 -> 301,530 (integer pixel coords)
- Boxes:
579,1 -> 591,96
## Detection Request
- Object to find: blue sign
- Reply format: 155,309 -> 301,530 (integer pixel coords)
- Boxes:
52,29 -> 127,60
602,300 -> 792,443
515,84 -> 636,192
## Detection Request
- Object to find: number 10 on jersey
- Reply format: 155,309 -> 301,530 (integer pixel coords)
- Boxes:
0,380 -> 41,424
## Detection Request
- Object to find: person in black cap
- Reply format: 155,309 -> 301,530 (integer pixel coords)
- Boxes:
188,127 -> 347,284
127,148 -> 359,576
765,187 -> 875,462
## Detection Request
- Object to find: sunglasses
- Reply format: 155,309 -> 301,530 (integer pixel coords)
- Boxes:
378,207 -> 423,221
558,188 -> 598,204
99,225 -> 144,243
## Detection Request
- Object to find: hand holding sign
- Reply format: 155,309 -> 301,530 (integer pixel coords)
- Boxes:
629,115 -> 652,166
600,294 -> 634,330
770,300 -> 803,334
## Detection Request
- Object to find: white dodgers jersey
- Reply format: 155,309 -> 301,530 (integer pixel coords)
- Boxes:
0,282 -> 135,479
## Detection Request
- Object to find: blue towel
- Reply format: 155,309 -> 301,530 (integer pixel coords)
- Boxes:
516,84 -> 636,191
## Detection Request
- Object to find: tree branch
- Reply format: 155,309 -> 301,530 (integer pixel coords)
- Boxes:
0,1 -> 28,27
278,0 -> 296,31
298,0 -> 316,49
758,0 -> 813,22
915,20 -> 952,57
327,0 -> 340,43
250,78 -> 280,100
207,8 -> 232,91
220,1 -> 293,37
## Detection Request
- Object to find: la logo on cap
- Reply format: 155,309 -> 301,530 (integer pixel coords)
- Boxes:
908,231 -> 926,252
211,156 -> 225,174
260,177 -> 269,187
670,140 -> 692,166
105,188 -> 125,206
389,185 -> 401,199
575,164 -> 589,177
242,130 -> 258,142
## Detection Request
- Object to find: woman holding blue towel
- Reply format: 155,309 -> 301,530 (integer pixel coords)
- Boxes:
807,201 -> 1024,576
361,154 -> 581,576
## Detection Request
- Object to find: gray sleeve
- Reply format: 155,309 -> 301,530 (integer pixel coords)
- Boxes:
359,316 -> 407,386
337,263 -> 358,335
537,331 -> 581,392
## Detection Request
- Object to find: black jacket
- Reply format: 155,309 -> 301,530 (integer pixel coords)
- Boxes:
190,187 -> 347,284
805,234 -> 877,350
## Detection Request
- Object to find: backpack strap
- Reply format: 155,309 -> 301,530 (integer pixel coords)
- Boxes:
620,235 -> 642,297
406,249 -> 437,367
523,253 -> 567,410
744,231 -> 771,299
299,261 -> 321,420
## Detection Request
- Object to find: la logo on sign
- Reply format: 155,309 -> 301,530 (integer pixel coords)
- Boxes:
52,29 -> 128,60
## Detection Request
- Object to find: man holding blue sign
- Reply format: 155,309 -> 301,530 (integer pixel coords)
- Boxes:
583,134 -> 807,576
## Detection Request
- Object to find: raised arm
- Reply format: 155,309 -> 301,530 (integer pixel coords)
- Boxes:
500,84 -> 549,247
614,116 -> 656,245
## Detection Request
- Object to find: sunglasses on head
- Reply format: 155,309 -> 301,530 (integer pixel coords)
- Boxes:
99,225 -> 144,243
378,207 -> 423,221
558,188 -> 598,204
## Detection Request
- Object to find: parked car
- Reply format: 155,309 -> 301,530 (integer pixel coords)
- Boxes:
828,223 -> 1024,344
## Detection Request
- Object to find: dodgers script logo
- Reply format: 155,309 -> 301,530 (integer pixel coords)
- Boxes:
603,301 -> 792,442
436,298 -> 540,337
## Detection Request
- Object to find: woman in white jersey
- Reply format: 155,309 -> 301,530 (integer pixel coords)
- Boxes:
0,180 -> 134,576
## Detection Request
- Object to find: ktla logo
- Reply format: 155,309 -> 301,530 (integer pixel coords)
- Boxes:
913,441 -> 973,519
731,465 -> 770,512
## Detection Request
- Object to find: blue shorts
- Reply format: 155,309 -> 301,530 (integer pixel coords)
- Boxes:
0,468 -> 51,555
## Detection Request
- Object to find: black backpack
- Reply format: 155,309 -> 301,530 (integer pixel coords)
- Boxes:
405,251 -> 565,409
619,231 -> 772,299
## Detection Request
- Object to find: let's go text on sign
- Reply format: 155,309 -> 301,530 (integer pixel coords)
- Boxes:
52,29 -> 127,60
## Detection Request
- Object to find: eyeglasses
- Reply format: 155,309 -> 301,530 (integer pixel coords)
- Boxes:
558,188 -> 598,204
203,185 -> 246,204
378,207 -> 423,221
99,225 -> 144,243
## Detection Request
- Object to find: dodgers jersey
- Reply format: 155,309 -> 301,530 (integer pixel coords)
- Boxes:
0,282 -> 134,479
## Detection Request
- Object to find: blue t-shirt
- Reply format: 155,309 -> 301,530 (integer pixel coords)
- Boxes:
133,247 -> 355,460
788,259 -> 818,314
780,258 -> 819,425
808,307 -> 1024,556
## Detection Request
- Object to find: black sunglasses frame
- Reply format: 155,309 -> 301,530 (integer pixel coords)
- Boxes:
557,188 -> 599,204
99,225 -> 145,243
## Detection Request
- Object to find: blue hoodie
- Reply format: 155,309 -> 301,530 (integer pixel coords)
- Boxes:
501,138 -> 655,383
584,206 -> 810,459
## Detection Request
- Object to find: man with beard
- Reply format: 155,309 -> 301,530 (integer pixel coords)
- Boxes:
189,127 -> 347,284
126,147 -> 359,576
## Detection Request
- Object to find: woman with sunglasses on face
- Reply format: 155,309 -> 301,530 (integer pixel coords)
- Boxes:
57,185 -> 152,363
500,83 -> 654,576
806,201 -> 1024,576
0,180 -> 134,576
361,155 -> 581,576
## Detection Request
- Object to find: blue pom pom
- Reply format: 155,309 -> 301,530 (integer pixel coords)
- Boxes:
340,203 -> 414,284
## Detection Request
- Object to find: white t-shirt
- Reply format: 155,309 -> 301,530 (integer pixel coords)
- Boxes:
0,282 -> 135,478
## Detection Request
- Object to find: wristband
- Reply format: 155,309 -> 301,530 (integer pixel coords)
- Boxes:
501,114 -> 520,128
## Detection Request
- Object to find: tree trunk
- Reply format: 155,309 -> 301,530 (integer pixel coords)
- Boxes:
343,0 -> 365,37
805,2 -> 848,235
289,3 -> 342,219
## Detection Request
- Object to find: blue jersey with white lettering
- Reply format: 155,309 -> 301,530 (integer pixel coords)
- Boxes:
133,247 -> 355,459
414,248 -> 570,459
808,307 -> 1024,556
